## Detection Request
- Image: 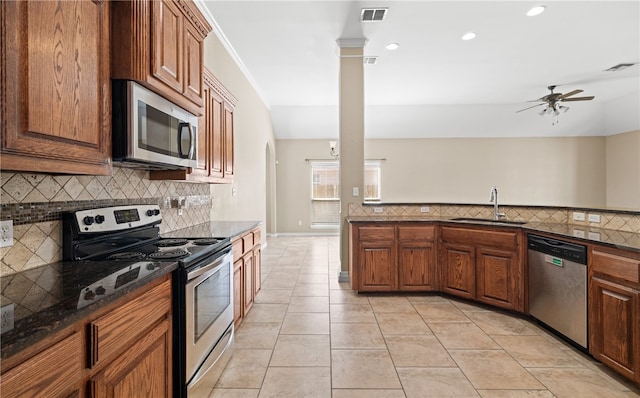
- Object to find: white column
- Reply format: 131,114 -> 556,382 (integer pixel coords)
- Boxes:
336,38 -> 366,281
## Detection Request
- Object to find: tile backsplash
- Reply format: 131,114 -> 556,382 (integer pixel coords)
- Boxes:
1,168 -> 212,276
349,203 -> 640,233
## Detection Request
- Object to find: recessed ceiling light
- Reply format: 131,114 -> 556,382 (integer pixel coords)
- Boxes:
385,42 -> 399,50
461,32 -> 476,41
526,5 -> 546,17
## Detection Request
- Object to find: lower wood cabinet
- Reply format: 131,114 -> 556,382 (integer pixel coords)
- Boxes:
440,226 -> 523,311
398,226 -> 438,291
441,242 -> 476,300
589,247 -> 640,384
0,331 -> 83,398
0,275 -> 173,398
350,224 -> 437,292
232,226 -> 262,327
89,319 -> 172,397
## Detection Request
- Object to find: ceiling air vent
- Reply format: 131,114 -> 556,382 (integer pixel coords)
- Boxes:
604,63 -> 637,72
361,8 -> 387,22
363,56 -> 379,65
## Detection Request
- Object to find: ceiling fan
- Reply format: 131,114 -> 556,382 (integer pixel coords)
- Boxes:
516,85 -> 595,116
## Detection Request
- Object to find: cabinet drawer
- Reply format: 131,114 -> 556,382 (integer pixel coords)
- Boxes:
252,228 -> 261,246
232,239 -> 243,260
89,279 -> 171,368
398,226 -> 435,241
592,249 -> 640,284
358,226 -> 395,241
441,227 -> 518,249
1,331 -> 82,398
242,233 -> 254,253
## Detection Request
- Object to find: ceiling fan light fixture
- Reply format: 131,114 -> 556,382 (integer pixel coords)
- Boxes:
461,32 -> 476,41
538,108 -> 547,116
526,5 -> 546,17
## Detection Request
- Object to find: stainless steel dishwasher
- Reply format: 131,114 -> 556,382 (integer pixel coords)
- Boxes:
528,234 -> 588,348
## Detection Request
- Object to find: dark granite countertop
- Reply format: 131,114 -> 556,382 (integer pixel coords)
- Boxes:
348,216 -> 640,252
162,220 -> 262,240
0,260 -> 177,360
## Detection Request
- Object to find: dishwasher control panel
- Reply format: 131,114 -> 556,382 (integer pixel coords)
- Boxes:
528,234 -> 587,264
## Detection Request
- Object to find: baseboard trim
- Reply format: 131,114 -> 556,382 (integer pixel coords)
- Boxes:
337,271 -> 350,282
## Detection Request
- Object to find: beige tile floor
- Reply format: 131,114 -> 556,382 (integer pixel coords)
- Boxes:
211,236 -> 640,398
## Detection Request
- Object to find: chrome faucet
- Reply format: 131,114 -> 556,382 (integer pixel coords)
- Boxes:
490,186 -> 506,220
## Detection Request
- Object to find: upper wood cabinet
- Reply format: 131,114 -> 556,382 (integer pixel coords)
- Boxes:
111,0 -> 211,116
150,68 -> 237,183
0,0 -> 112,175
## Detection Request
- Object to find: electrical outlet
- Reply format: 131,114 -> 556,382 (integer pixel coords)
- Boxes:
352,187 -> 359,197
0,220 -> 13,248
588,231 -> 601,241
420,207 -> 430,213
588,214 -> 601,223
374,207 -> 383,213
572,212 -> 585,221
572,229 -> 585,238
0,303 -> 14,334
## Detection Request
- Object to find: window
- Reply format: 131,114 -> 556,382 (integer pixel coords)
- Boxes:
364,161 -> 381,202
310,161 -> 382,226
311,162 -> 340,226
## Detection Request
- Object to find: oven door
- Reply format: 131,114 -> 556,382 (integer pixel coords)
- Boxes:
185,249 -> 234,385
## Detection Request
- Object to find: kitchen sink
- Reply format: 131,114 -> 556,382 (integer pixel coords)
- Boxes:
450,217 -> 528,225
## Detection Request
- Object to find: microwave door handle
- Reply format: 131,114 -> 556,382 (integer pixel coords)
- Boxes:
177,122 -> 192,159
188,123 -> 195,159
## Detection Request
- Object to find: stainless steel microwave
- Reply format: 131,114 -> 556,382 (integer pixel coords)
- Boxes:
112,80 -> 197,169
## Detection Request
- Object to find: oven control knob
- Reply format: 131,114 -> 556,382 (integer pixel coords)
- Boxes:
83,216 -> 95,225
95,286 -> 106,295
146,209 -> 160,217
95,215 -> 105,224
84,290 -> 96,301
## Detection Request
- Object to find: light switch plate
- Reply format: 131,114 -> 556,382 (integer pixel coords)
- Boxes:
588,214 -> 601,223
420,207 -> 430,213
352,187 -> 359,197
374,207 -> 383,213
572,229 -> 585,238
572,212 -> 585,221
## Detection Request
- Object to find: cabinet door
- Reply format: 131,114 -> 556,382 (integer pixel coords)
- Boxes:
223,104 -> 235,179
476,247 -> 518,310
1,331 -> 82,398
151,0 -> 183,93
209,85 -> 225,179
243,251 -> 255,316
1,0 -> 111,175
589,277 -> 639,382
254,246 -> 262,295
183,21 -> 204,106
440,243 -> 475,300
358,241 -> 397,292
398,241 -> 437,291
90,319 -> 172,398
233,259 -> 243,327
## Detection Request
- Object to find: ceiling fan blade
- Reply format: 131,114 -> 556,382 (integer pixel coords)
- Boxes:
516,103 -> 546,113
561,96 -> 595,102
558,89 -> 583,99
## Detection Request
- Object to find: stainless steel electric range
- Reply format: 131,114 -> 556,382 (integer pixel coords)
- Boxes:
63,204 -> 234,397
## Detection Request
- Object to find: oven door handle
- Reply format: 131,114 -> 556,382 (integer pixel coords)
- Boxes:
187,249 -> 232,281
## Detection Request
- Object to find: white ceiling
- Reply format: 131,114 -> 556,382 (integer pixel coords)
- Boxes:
201,1 -> 640,139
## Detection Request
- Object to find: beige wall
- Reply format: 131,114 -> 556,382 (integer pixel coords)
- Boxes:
276,136 -> 612,233
203,33 -> 276,234
606,130 -> 640,210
